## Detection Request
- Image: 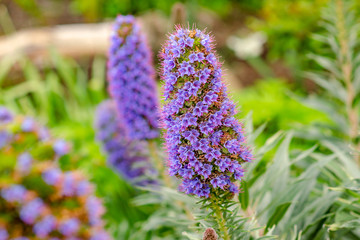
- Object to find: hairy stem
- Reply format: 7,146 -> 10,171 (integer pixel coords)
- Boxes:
211,199 -> 231,240
335,0 -> 360,164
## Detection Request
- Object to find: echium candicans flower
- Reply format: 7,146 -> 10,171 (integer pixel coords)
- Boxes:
0,107 -> 111,239
108,15 -> 159,140
160,28 -> 252,198
95,100 -> 154,185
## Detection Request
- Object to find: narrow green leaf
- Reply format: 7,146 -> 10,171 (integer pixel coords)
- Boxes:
265,202 -> 292,233
239,180 -> 249,210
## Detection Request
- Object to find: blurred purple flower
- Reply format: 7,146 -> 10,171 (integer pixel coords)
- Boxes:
0,131 -> 11,149
1,184 -> 27,203
0,228 -> 8,240
19,198 -> 44,224
17,152 -> 32,174
21,118 -> 35,132
95,100 -> 154,184
42,168 -> 62,186
33,215 -> 56,238
59,218 -> 80,236
107,15 -> 159,140
86,196 -> 104,226
0,106 -> 13,124
53,139 -> 70,156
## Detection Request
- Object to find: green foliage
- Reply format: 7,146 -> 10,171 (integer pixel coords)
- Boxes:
238,1 -> 360,239
231,79 -> 330,144
249,0 -> 329,80
71,0 -> 235,21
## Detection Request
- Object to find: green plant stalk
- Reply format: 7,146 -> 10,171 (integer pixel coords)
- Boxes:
335,0 -> 360,164
210,197 -> 231,240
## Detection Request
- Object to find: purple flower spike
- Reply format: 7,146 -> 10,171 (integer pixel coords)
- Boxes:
107,15 -> 159,140
95,100 -> 154,185
160,27 -> 252,198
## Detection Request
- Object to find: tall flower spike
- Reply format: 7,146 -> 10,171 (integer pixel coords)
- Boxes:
160,27 -> 252,198
95,100 -> 154,185
108,15 -> 159,140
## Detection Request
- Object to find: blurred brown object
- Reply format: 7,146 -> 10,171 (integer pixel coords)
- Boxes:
0,22 -> 112,63
171,2 -> 186,27
203,227 -> 218,240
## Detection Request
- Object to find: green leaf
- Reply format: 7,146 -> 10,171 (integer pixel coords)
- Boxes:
265,202 -> 292,233
239,180 -> 249,210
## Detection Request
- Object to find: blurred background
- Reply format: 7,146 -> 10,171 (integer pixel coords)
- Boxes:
0,0 -> 359,239
0,0 -> 339,133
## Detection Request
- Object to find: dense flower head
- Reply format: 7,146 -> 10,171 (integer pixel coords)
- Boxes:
0,107 -> 111,239
107,15 -> 159,140
160,27 -> 252,198
95,100 -> 154,185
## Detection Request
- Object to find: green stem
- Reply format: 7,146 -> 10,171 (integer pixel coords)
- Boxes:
211,199 -> 231,240
335,0 -> 360,165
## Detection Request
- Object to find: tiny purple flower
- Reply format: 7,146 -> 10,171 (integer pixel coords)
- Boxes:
19,198 -> 44,224
0,228 -> 8,240
59,218 -> 80,236
53,140 -> 70,156
17,152 -> 32,174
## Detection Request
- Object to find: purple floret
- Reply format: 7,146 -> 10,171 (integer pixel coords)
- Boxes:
21,118 -> 35,132
107,15 -> 159,140
160,27 -> 252,198
86,197 -> 104,226
95,100 -> 154,185
0,131 -> 11,149
59,218 -> 80,236
90,231 -> 112,240
0,228 -> 8,240
1,184 -> 27,203
61,172 -> 77,196
33,215 -> 56,238
0,106 -> 13,124
19,198 -> 44,224
17,152 -> 32,174
42,168 -> 62,186
53,139 -> 70,156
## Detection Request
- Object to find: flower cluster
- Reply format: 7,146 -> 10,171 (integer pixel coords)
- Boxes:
107,15 -> 159,140
0,107 -> 110,239
160,28 -> 252,198
95,100 -> 154,185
